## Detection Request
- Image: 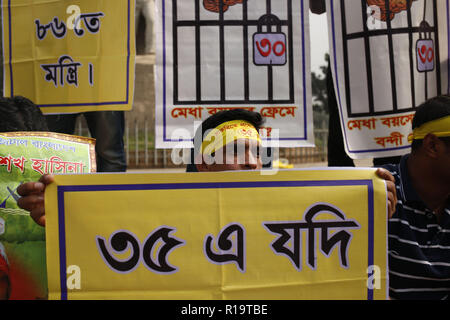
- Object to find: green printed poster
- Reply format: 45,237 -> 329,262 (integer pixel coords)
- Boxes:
0,132 -> 95,299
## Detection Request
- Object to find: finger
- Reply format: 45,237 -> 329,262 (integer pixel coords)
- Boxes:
17,181 -> 45,197
387,191 -> 395,218
376,169 -> 398,218
387,200 -> 393,218
17,174 -> 55,197
17,194 -> 44,212
386,181 -> 398,208
375,168 -> 395,183
385,180 -> 395,194
30,206 -> 46,227
387,203 -> 394,219
386,185 -> 398,218
39,174 -> 55,185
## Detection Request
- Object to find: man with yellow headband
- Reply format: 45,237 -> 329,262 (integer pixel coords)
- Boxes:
192,109 -> 265,172
381,95 -> 450,300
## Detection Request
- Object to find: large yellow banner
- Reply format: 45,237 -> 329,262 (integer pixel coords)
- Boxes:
45,169 -> 388,300
2,0 -> 135,113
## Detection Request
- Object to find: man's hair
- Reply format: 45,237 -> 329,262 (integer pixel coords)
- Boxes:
0,96 -> 48,132
411,95 -> 450,151
193,109 -> 265,154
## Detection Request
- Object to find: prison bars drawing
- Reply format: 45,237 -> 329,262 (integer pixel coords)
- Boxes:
172,0 -> 296,105
339,0 -> 442,118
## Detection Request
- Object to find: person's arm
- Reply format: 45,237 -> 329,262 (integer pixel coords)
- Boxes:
310,0 -> 326,14
17,174 -> 55,227
375,168 -> 397,219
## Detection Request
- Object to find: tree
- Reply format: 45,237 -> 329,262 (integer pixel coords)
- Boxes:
311,53 -> 329,128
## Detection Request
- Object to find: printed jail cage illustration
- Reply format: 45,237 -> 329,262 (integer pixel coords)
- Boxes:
339,0 -> 444,118
171,0 -> 299,105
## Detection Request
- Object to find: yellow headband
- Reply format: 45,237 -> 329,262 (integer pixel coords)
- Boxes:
201,120 -> 261,155
408,115 -> 450,143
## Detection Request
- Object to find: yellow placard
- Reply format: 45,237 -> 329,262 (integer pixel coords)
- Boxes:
2,0 -> 135,113
45,169 -> 388,300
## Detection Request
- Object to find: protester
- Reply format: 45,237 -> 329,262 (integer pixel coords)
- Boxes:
45,111 -> 126,172
186,109 -> 273,172
192,109 -> 264,172
136,0 -> 155,55
307,8 -> 448,299
0,96 -> 48,132
381,95 -> 450,300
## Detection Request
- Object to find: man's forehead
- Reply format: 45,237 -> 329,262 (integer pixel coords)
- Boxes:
226,138 -> 260,148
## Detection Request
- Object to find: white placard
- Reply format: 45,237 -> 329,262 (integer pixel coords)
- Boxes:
155,0 -> 314,149
327,0 -> 450,159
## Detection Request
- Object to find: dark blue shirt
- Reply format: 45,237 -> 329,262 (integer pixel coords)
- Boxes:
383,155 -> 450,300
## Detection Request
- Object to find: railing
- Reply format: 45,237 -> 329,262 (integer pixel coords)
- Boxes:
76,117 -> 329,169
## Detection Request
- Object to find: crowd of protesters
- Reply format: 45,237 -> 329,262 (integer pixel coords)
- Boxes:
0,0 -> 448,301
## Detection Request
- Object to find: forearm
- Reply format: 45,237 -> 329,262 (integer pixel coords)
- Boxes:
310,0 -> 326,14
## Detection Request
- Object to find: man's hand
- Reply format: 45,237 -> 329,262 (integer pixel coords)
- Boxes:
375,168 -> 397,219
17,174 -> 55,227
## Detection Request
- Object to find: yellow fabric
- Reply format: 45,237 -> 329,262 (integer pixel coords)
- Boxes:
201,120 -> 262,155
407,115 -> 450,143
272,159 -> 294,169
45,169 -> 388,300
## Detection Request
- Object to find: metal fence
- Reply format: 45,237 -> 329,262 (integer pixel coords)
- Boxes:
76,117 -> 329,169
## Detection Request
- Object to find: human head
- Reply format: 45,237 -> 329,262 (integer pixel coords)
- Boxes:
409,95 -> 450,183
410,95 -> 450,152
0,96 -> 48,132
193,109 -> 265,172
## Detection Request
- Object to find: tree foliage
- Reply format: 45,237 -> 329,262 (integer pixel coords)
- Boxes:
311,53 -> 329,128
